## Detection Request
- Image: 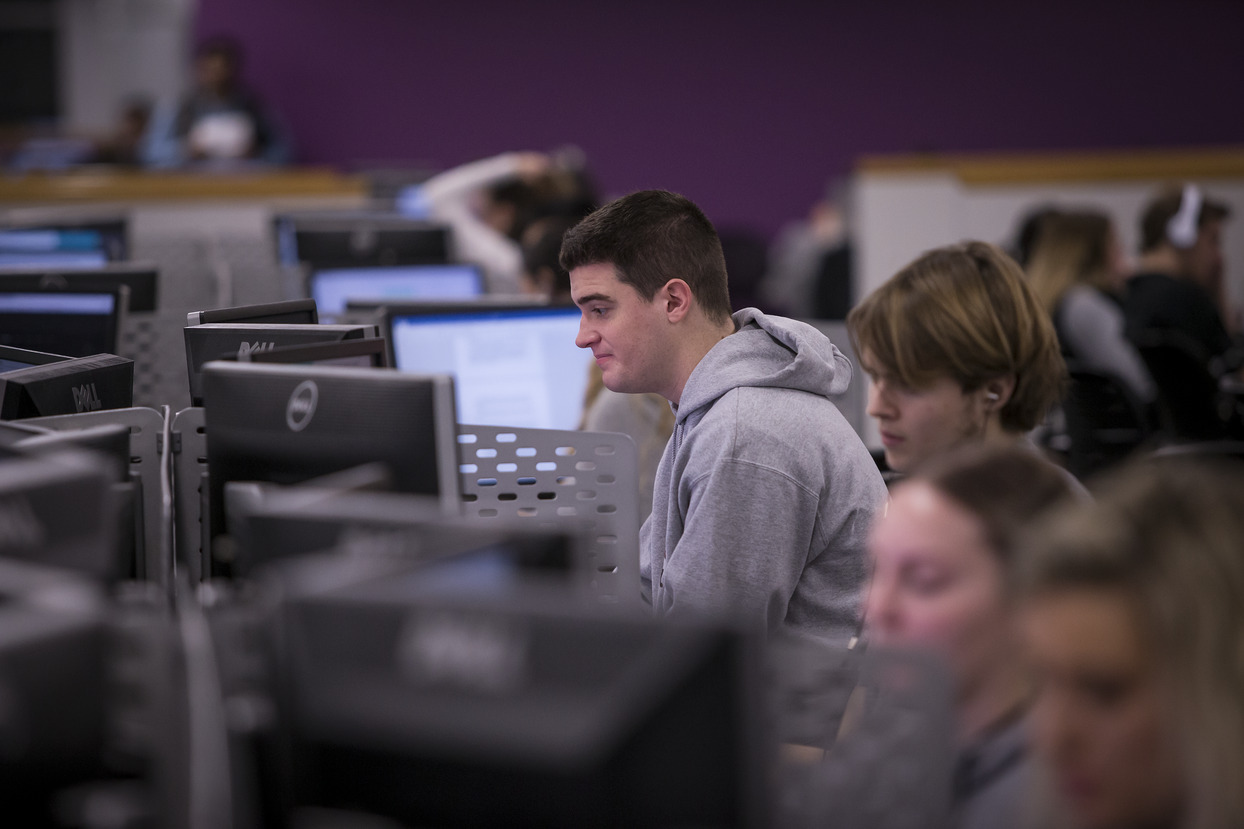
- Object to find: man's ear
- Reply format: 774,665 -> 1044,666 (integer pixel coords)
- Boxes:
661,279 -> 693,323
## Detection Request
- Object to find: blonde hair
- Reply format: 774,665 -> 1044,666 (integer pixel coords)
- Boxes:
1025,211 -> 1116,315
847,240 -> 1065,432
1017,457 -> 1244,829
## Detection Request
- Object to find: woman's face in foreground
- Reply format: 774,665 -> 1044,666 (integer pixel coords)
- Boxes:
1021,589 -> 1182,829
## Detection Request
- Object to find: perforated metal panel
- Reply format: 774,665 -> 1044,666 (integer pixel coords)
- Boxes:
26,406 -> 171,587
119,310 -> 194,412
456,424 -> 640,606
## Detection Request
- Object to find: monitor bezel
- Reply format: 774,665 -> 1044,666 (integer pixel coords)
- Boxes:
0,263 -> 159,312
0,284 -> 127,358
306,263 -> 486,316
187,298 -> 319,327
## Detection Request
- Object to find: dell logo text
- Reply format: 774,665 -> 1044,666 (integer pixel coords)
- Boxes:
72,383 -> 103,413
286,380 -> 319,432
238,341 -> 276,358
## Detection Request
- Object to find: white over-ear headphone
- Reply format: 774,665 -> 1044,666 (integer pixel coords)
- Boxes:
1166,183 -> 1202,249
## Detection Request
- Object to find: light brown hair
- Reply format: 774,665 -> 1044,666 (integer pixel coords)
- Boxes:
847,240 -> 1066,432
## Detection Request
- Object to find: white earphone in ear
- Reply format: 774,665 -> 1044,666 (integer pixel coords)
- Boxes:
1166,183 -> 1202,249
985,392 -> 1001,402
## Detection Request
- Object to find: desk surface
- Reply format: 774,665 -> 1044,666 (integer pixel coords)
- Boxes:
856,145 -> 1244,185
0,167 -> 369,204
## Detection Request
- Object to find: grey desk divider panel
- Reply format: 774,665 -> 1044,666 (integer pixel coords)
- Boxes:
25,406 -> 171,587
456,424 -> 641,607
119,309 -> 195,412
171,407 -> 208,584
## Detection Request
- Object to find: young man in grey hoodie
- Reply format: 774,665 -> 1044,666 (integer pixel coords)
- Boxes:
561,190 -> 887,643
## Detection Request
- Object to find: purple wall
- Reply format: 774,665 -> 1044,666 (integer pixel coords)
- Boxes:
196,0 -> 1244,235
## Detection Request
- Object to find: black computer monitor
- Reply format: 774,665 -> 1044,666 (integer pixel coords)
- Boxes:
309,264 -> 485,319
0,285 -> 125,357
186,297 -> 319,327
0,560 -> 110,824
386,303 -> 592,430
0,354 -> 134,420
201,362 -> 460,575
0,218 -> 127,267
260,580 -> 768,829
0,450 -> 120,578
0,263 -> 159,312
281,215 -> 451,268
0,344 -> 69,375
236,336 -> 389,368
184,322 -> 379,406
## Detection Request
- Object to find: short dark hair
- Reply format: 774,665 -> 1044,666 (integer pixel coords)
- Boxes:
1140,185 -> 1231,252
559,190 -> 732,323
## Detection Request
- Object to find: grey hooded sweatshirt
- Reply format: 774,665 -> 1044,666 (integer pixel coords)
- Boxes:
640,308 -> 887,642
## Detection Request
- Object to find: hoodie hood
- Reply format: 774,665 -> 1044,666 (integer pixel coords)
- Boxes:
676,308 -> 851,423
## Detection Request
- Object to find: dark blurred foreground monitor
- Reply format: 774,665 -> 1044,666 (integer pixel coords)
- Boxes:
0,352 -> 134,420
275,213 -> 451,268
0,218 -> 127,267
0,561 -> 111,826
0,448 -> 121,578
0,263 -> 159,312
258,576 -> 768,829
201,362 -> 460,577
387,304 -> 591,430
184,322 -> 378,406
309,264 -> 485,319
0,285 -> 126,357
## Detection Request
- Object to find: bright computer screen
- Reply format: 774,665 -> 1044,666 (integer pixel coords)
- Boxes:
389,305 -> 591,431
0,220 -> 126,266
310,265 -> 484,318
0,289 -> 123,357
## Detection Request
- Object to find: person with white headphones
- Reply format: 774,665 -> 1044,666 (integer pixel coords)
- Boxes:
1124,184 -> 1237,372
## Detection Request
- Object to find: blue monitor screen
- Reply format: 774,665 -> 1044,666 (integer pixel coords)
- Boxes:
311,265 -> 484,318
0,230 -> 109,268
0,292 -> 120,357
390,306 -> 592,431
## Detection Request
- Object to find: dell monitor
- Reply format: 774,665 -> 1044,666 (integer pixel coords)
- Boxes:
184,322 -> 378,406
0,285 -> 125,358
0,263 -> 159,312
309,264 -> 485,320
186,297 -> 318,327
0,354 -> 134,420
387,304 -> 592,430
201,362 -> 460,577
260,581 -> 769,829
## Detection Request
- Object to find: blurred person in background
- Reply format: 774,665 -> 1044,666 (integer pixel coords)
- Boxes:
1025,210 -> 1155,405
420,149 -> 598,294
1124,184 -> 1240,374
1018,457 -> 1244,829
847,241 -> 1067,478
145,35 -> 291,167
866,444 -> 1077,829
